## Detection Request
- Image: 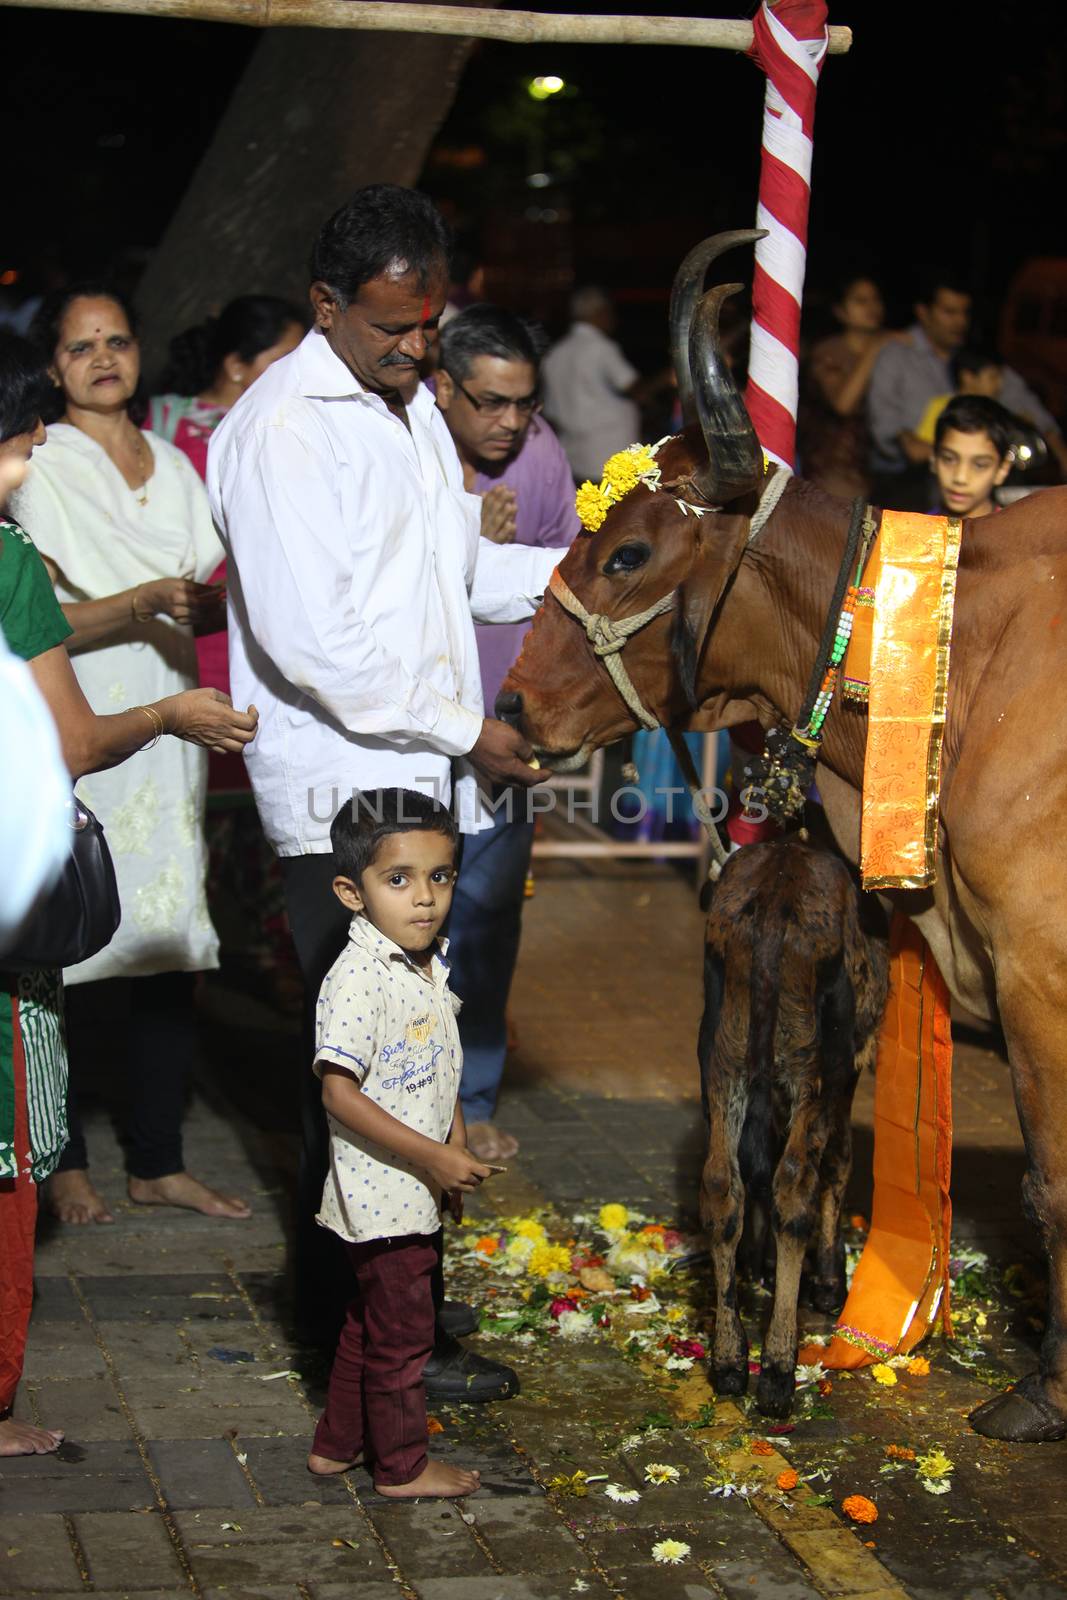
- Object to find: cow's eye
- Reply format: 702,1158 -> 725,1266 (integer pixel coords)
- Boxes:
604,542 -> 651,575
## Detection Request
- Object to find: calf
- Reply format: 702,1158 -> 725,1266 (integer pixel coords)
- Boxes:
698,839 -> 888,1417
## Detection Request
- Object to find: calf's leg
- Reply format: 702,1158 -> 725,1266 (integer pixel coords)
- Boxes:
809,1059 -> 863,1314
700,1095 -> 749,1396
758,1102 -> 827,1418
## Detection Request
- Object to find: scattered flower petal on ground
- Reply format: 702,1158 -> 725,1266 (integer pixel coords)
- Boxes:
557,1309 -> 595,1339
750,1439 -> 775,1457
885,1444 -> 915,1461
651,1539 -> 691,1565
604,1483 -> 641,1503
906,1355 -> 931,1376
916,1447 -> 954,1493
546,1469 -> 589,1497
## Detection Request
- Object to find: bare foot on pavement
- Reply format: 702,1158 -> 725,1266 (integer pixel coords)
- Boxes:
307,1451 -> 364,1476
0,1418 -> 65,1456
46,1170 -> 114,1224
127,1172 -> 252,1219
466,1122 -> 519,1162
376,1460 -> 481,1499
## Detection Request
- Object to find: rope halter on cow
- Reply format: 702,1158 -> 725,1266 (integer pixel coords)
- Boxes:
548,571 -> 675,734
556,459 -> 792,733
551,463 -> 793,870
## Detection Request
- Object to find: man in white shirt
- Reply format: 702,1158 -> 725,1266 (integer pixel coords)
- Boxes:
208,184 -> 558,1397
542,286 -> 643,481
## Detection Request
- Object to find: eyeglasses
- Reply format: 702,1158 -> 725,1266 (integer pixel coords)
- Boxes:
448,374 -> 541,420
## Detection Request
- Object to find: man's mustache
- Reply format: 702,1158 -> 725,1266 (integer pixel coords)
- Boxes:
380,351 -> 418,368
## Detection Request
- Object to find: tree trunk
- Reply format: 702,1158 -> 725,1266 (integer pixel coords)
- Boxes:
136,5 -> 490,376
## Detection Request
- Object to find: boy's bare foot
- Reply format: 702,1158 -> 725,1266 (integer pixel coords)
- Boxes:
376,1460 -> 481,1499
466,1122 -> 519,1163
46,1170 -> 114,1224
307,1450 -> 364,1476
127,1172 -> 252,1219
0,1418 -> 65,1456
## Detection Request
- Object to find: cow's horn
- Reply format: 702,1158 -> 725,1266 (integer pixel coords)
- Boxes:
689,281 -> 764,507
669,229 -> 766,423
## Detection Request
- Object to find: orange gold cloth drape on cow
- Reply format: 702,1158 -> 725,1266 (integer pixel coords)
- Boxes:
799,915 -> 953,1368
851,510 -> 963,890
800,511 -> 961,1369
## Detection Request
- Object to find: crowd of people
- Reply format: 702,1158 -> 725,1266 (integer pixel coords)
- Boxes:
1,184 -> 1064,1496
798,268 -> 1066,519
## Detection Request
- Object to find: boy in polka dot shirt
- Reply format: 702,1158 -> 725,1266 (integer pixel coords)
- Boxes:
306,788 -> 491,1499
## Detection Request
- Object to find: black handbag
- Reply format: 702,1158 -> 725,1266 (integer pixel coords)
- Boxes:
5,796 -> 121,972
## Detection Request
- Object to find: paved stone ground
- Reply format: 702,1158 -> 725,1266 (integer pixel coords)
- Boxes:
1,858 -> 1064,1599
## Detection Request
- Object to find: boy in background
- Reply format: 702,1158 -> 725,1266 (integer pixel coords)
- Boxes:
932,395 -> 1015,520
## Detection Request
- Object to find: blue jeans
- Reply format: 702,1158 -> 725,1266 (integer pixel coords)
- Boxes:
446,807 -> 534,1124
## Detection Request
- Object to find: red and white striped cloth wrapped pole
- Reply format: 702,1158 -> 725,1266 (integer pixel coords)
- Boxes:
745,0 -> 829,470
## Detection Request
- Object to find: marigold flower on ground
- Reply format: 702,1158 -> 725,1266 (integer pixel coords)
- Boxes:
906,1355 -> 931,1376
512,1218 -> 547,1242
885,1444 -> 915,1461
871,1363 -> 898,1386
427,1416 -> 444,1435
644,1462 -> 681,1484
776,1469 -> 799,1491
527,1242 -> 572,1278
750,1439 -> 775,1457
842,1495 -> 878,1524
474,1235 -> 500,1256
818,1378 -> 833,1397
598,1203 -> 629,1233
547,1469 -> 589,1497
651,1539 -> 691,1565
916,1449 -> 954,1482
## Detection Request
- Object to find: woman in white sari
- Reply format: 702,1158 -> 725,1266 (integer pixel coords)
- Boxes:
13,285 -> 255,1225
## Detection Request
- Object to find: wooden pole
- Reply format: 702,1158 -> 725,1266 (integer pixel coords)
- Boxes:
0,0 -> 852,50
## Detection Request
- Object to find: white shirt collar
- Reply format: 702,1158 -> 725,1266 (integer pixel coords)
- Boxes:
295,327 -> 437,423
347,911 -> 449,980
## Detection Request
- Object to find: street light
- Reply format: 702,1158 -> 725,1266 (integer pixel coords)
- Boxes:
528,74 -> 566,101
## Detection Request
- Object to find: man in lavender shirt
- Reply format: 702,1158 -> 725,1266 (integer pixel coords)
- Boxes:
435,306 -> 578,1161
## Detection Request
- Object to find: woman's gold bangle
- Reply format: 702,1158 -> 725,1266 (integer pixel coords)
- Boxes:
136,704 -> 165,748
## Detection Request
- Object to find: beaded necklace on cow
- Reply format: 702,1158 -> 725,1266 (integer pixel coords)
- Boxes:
550,462 -> 794,871
738,497 -> 880,829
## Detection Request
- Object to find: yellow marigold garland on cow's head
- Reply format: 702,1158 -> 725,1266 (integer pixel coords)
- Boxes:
575,440 -> 665,532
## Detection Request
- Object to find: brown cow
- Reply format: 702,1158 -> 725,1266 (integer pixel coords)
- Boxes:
500,232 -> 1067,1443
700,839 -> 888,1417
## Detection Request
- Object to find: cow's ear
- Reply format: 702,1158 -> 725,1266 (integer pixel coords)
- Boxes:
671,513 -> 751,709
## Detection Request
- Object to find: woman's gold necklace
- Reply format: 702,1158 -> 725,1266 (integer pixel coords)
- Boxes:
134,430 -> 150,507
